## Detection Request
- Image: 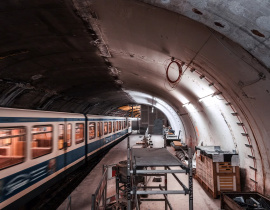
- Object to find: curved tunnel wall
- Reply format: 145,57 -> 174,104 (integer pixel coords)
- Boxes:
72,0 -> 270,195
178,67 -> 262,192
127,90 -> 186,140
103,1 -> 270,194
0,0 -> 269,198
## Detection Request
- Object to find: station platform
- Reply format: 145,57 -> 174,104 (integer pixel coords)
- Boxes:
58,134 -> 220,210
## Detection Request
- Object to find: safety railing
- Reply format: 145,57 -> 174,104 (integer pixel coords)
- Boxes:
91,166 -> 108,210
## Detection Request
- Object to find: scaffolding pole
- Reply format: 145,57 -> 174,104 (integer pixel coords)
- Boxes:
127,137 -> 131,210
127,147 -> 193,210
188,148 -> 193,210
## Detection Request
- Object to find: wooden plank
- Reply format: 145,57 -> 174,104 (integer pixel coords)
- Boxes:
213,162 -> 218,198
217,173 -> 237,176
222,194 -> 243,210
235,167 -> 241,191
173,141 -> 182,146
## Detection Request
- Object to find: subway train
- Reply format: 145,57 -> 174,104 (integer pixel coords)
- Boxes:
0,107 -> 131,209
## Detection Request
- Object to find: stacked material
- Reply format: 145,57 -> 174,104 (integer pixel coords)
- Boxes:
171,141 -> 187,150
195,146 -> 240,198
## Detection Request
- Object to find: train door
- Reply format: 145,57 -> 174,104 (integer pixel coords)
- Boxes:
58,120 -> 72,169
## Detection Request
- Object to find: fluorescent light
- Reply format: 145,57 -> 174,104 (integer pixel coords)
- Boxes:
212,91 -> 222,97
182,102 -> 191,107
198,92 -> 215,102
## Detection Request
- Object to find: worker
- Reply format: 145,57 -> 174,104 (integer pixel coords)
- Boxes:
168,126 -> 175,135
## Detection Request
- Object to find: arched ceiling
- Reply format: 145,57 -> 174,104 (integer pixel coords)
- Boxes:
1,0 -> 270,196
140,0 -> 270,68
0,0 -> 133,114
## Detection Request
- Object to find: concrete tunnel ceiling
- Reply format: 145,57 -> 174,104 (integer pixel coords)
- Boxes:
1,0 -> 270,197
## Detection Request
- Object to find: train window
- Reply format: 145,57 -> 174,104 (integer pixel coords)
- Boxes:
58,124 -> 64,150
109,122 -> 112,133
89,122 -> 95,140
67,124 -> 72,147
32,125 -> 52,158
100,122 -> 103,136
97,122 -> 100,137
75,123 -> 84,144
128,121 -> 131,127
97,122 -> 103,137
114,121 -> 117,132
0,127 -> 26,170
119,121 -> 121,130
104,122 -> 108,135
58,124 -> 72,150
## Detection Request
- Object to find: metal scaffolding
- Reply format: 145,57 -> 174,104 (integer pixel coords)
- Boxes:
126,137 -> 193,210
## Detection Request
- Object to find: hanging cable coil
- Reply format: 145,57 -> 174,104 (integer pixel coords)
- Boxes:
166,58 -> 183,84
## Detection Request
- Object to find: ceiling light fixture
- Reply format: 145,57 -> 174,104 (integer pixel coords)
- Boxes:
182,102 -> 191,107
198,91 -> 223,102
198,93 -> 214,102
212,91 -> 222,97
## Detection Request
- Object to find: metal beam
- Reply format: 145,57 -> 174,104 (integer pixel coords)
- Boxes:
130,169 -> 186,174
130,190 -> 186,195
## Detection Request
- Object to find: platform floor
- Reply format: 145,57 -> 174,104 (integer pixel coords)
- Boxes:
58,134 -> 220,210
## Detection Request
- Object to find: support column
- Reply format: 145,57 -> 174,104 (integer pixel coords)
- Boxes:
188,148 -> 193,210
165,166 -> 168,210
127,137 -> 131,210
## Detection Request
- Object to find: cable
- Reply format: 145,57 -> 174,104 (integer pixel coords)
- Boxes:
181,31 -> 214,75
166,59 -> 182,84
162,31 -> 213,92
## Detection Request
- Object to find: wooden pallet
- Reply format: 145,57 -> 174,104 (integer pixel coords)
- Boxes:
196,154 -> 240,199
195,175 -> 217,198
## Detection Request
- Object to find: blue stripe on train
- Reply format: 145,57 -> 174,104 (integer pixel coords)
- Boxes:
0,130 -> 128,203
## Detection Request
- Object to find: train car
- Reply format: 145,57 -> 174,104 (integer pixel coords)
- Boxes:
0,108 -> 131,209
85,115 -> 130,160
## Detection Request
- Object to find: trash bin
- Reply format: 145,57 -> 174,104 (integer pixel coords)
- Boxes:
221,192 -> 270,210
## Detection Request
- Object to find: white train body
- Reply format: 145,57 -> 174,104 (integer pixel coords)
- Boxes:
0,108 -> 131,209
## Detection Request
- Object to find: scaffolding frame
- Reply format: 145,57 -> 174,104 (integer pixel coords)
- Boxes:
126,137 -> 193,210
